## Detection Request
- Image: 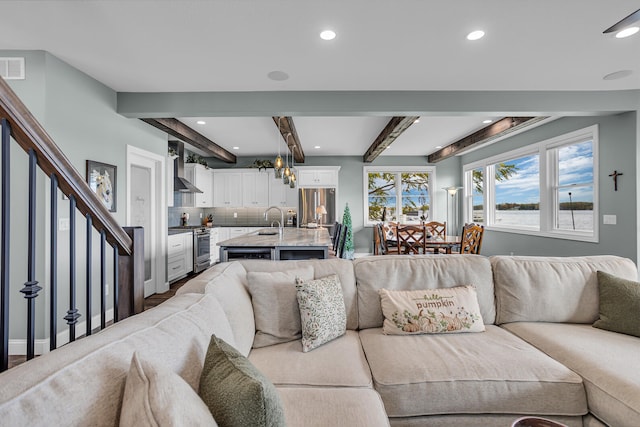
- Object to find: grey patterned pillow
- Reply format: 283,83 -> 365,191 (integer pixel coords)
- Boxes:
295,274 -> 347,352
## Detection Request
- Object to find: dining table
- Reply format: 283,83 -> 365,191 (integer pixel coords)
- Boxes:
424,235 -> 461,254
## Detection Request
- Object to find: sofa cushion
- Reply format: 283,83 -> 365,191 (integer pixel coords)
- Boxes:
502,322 -> 640,427
199,335 -> 285,427
379,286 -> 484,335
248,330 -> 372,387
278,387 -> 390,427
120,352 -> 217,427
359,325 -> 586,418
355,255 -> 496,329
246,267 -> 315,348
240,258 -> 359,330
593,271 -> 640,338
296,274 -> 347,352
388,414 -> 583,427
201,262 -> 256,356
490,255 -> 637,324
0,293 -> 230,427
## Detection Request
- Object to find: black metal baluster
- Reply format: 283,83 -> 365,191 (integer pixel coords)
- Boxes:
20,149 -> 42,360
50,175 -> 58,350
113,244 -> 119,323
100,230 -> 106,329
1,119 -> 11,371
85,214 -> 92,336
64,196 -> 80,341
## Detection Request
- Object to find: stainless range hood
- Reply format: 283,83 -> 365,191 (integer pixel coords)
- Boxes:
169,140 -> 203,193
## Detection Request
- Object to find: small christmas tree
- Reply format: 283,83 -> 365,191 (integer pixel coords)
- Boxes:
342,203 -> 354,260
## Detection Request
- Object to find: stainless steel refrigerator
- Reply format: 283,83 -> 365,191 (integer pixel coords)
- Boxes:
298,187 -> 336,229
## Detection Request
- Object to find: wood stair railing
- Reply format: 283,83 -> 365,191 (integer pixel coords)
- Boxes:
0,76 -> 144,372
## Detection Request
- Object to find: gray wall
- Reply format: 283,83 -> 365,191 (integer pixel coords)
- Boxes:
3,50 -> 167,341
461,113 -> 637,261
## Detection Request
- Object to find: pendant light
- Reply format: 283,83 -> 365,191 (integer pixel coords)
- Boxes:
273,117 -> 283,179
289,145 -> 297,189
283,134 -> 291,185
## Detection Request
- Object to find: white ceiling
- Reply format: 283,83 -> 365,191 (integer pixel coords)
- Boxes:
1,0 -> 638,158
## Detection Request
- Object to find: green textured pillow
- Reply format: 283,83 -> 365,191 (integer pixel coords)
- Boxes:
593,271 -> 640,338
198,335 -> 286,427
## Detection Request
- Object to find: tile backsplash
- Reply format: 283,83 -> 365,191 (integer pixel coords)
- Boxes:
168,206 -> 297,227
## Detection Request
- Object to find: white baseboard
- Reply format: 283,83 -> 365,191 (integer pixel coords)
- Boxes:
9,309 -> 114,356
354,252 -> 373,259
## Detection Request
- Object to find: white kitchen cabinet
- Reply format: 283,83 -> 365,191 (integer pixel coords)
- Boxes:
209,228 -> 220,264
182,164 -> 214,208
167,232 -> 193,282
213,171 -> 243,207
242,171 -> 270,207
296,166 -> 340,187
268,171 -> 298,207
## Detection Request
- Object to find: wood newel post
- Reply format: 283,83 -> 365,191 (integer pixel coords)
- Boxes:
117,226 -> 144,320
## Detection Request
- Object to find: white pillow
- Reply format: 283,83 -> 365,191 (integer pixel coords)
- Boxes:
119,352 -> 217,427
246,267 -> 315,348
379,286 -> 485,335
296,274 -> 347,352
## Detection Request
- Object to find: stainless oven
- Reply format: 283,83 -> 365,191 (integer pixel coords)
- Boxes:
194,228 -> 211,273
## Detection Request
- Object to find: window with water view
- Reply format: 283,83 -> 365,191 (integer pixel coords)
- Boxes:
463,125 -> 597,242
365,168 -> 434,225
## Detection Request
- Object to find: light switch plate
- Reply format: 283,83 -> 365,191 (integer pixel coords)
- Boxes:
603,215 -> 617,225
59,218 -> 70,231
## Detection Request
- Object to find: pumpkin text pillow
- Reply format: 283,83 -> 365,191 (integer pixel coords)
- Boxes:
379,286 -> 485,335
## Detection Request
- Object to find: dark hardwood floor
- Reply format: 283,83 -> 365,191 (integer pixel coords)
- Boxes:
7,273 -> 197,370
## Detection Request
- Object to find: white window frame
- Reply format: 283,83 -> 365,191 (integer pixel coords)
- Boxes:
363,166 -> 436,226
463,125 -> 598,242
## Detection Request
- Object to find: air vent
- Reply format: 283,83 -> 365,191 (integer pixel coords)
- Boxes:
0,57 -> 25,80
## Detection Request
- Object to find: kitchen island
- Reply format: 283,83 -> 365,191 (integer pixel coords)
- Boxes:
217,227 -> 332,261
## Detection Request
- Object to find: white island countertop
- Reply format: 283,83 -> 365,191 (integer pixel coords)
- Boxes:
217,227 -> 332,248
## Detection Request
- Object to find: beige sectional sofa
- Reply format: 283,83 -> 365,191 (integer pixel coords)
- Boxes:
0,254 -> 638,427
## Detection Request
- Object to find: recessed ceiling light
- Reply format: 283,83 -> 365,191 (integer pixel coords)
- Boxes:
267,70 -> 290,81
196,120 -> 206,125
414,118 -> 420,124
466,30 -> 485,41
482,119 -> 493,124
314,145 -> 321,149
232,146 -> 240,150
616,26 -> 639,38
603,70 -> 633,80
320,30 -> 336,41
435,145 -> 443,149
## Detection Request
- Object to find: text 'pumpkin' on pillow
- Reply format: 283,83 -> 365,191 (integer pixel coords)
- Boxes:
379,286 -> 485,335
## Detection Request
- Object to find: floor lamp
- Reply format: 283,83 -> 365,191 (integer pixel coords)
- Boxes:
443,187 -> 462,235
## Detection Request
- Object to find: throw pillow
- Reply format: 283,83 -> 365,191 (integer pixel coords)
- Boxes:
379,286 -> 485,335
119,352 -> 217,427
593,271 -> 640,338
199,335 -> 286,427
247,267 -> 315,348
296,274 -> 347,352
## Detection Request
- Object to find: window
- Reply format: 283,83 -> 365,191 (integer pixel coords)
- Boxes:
364,167 -> 435,225
463,125 -> 598,242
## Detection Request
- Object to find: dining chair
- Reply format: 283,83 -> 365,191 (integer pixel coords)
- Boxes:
424,221 -> 446,238
338,224 -> 349,258
459,223 -> 484,254
376,223 -> 400,255
396,224 -> 427,254
329,222 -> 342,257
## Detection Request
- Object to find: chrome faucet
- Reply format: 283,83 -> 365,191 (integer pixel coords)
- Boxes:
264,206 -> 284,236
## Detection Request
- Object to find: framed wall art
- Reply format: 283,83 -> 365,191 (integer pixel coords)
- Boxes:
86,160 -> 117,212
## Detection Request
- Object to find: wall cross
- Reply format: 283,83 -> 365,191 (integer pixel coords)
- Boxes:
608,170 -> 623,191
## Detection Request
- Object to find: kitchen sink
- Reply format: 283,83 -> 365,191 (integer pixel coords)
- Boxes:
257,229 -> 279,235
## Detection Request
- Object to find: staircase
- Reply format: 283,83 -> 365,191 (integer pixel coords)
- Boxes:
0,76 -> 144,372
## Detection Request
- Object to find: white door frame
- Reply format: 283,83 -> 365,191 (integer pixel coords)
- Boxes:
126,145 -> 168,296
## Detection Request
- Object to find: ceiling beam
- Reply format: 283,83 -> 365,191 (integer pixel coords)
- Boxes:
141,118 -> 236,163
362,116 -> 419,163
427,116 -> 548,163
272,116 -> 305,163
